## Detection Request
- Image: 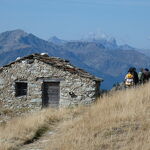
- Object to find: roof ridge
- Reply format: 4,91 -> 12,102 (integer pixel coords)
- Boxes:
0,53 -> 103,82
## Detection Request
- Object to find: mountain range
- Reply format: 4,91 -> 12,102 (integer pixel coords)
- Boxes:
0,29 -> 150,89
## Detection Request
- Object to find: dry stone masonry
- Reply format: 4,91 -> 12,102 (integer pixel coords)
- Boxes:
0,53 -> 103,111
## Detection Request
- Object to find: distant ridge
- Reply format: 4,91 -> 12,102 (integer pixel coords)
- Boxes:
0,29 -> 150,89
48,36 -> 67,45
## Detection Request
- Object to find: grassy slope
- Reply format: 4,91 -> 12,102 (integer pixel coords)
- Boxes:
0,83 -> 150,150
46,83 -> 150,150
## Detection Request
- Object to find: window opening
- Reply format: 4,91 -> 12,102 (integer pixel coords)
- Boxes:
15,82 -> 27,97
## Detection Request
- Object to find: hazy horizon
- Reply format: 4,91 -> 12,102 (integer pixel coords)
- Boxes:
0,0 -> 150,49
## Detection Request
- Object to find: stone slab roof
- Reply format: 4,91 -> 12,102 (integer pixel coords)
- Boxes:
0,53 -> 103,82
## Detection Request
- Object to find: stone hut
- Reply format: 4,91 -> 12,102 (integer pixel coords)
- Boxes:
0,53 -> 103,110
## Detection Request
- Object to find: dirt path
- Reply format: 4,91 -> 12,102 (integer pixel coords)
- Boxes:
19,125 -> 59,150
19,115 -> 81,150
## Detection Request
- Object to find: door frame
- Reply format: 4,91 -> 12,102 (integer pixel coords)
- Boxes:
42,81 -> 60,107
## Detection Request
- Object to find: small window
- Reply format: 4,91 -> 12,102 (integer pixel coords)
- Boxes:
15,82 -> 27,97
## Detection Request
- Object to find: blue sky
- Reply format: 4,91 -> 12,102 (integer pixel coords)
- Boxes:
0,0 -> 150,49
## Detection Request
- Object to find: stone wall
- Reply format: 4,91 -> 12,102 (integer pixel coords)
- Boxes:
0,58 -> 100,111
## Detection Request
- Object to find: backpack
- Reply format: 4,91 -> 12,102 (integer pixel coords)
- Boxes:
125,73 -> 134,86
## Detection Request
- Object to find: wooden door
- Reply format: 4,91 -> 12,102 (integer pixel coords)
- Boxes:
42,82 -> 60,107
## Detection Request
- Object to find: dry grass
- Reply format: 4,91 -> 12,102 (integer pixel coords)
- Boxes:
0,82 -> 150,150
46,83 -> 150,150
0,107 -> 84,150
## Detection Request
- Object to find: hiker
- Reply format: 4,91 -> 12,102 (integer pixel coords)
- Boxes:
138,68 -> 150,84
144,68 -> 150,81
132,67 -> 139,85
124,68 -> 134,88
138,68 -> 144,84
